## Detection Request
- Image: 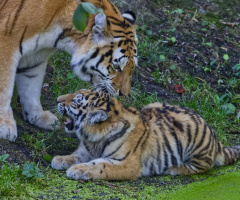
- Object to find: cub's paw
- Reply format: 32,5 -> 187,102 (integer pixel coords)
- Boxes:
0,119 -> 17,142
66,164 -> 93,180
51,155 -> 81,170
28,110 -> 60,130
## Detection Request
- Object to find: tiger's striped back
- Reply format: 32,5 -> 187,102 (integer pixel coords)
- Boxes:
51,90 -> 240,180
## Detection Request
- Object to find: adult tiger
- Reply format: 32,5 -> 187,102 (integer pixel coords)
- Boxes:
0,0 -> 138,141
51,89 -> 240,180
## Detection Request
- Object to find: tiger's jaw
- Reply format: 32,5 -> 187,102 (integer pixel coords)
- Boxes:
57,102 -> 76,134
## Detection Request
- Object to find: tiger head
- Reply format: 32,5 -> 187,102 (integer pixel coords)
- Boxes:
71,10 -> 138,96
57,89 -> 125,141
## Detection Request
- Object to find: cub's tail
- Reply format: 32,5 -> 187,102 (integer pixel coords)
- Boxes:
215,142 -> 240,166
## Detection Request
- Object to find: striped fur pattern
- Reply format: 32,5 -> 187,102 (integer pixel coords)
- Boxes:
0,0 -> 137,141
51,89 -> 240,180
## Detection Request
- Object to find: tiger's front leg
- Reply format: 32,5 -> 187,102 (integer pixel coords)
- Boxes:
66,158 -> 141,180
15,51 -> 60,130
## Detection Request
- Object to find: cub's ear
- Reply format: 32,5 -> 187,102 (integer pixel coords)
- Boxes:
93,13 -> 107,42
122,11 -> 136,24
87,110 -> 108,125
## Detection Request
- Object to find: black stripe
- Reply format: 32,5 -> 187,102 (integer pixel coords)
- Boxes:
80,113 -> 87,122
156,138 -> 161,174
141,129 -> 151,149
163,148 -> 169,172
0,0 -> 8,12
104,142 -> 124,158
24,74 -> 38,79
90,48 -> 100,60
107,16 -> 122,24
173,119 -> 184,132
100,121 -> 130,156
54,28 -> 71,47
186,124 -> 192,144
106,0 -> 120,15
198,129 -> 213,155
193,123 -> 207,152
187,117 -> 199,154
112,30 -> 134,35
9,0 -> 25,35
190,161 -> 207,171
105,49 -> 113,57
19,26 -> 27,54
17,61 -> 44,73
54,31 -> 64,47
44,8 -> 60,31
112,151 -> 130,161
109,21 -> 130,28
96,55 -> 105,68
162,133 -> 173,154
113,36 -> 125,38
171,154 -> 178,166
91,66 -> 106,78
118,40 -> 123,47
35,35 -> 40,50
83,141 -> 94,157
133,129 -> 147,153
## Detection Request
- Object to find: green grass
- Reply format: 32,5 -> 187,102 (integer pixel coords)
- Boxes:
0,154 -> 46,197
164,171 -> 240,200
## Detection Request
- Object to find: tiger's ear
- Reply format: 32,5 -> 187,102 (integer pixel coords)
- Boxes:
87,110 -> 108,125
92,13 -> 107,42
122,11 -> 136,24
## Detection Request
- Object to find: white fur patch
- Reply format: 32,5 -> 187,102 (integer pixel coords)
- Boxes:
122,13 -> 134,22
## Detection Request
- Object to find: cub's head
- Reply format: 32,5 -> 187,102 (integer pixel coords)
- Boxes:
57,89 -> 123,141
71,10 -> 138,96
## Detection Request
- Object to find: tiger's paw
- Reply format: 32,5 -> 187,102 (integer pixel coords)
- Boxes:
51,155 -> 81,170
27,110 -> 60,130
0,118 -> 17,142
66,164 -> 94,180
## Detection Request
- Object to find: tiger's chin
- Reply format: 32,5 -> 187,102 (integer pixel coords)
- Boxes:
95,83 -> 116,97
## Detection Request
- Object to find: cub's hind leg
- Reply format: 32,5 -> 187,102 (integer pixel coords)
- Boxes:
164,154 -> 215,175
15,50 -> 60,130
164,162 -> 210,175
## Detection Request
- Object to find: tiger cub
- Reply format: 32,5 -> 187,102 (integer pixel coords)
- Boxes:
51,89 -> 240,180
0,0 -> 137,141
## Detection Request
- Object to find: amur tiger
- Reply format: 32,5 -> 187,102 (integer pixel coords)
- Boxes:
0,0 -> 137,141
51,89 -> 240,180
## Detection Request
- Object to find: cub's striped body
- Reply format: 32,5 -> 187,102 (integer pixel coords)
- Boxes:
0,0 -> 137,141
51,90 -> 240,180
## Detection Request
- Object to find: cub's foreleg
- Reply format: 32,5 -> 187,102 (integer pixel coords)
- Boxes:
66,157 -> 141,180
51,143 -> 93,170
51,155 -> 82,170
16,51 -> 59,130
